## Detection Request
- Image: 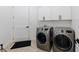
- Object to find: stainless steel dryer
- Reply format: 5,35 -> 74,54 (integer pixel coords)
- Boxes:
53,27 -> 75,52
36,26 -> 53,51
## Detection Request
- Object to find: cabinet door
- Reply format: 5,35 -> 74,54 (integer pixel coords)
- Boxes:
38,7 -> 51,20
59,6 -> 71,20
0,7 -> 12,47
13,6 -> 29,41
51,7 -> 60,20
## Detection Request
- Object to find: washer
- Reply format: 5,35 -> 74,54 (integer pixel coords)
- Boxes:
36,26 -> 53,51
53,27 -> 75,52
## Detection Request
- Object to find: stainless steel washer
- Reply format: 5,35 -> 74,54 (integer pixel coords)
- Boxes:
36,26 -> 53,51
53,27 -> 75,52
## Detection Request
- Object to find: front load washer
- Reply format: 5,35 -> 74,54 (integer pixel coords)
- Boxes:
53,27 -> 75,52
36,26 -> 53,51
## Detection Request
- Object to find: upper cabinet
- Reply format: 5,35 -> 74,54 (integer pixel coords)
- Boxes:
38,6 -> 72,21
59,6 -> 71,20
38,7 -> 51,21
50,7 -> 60,20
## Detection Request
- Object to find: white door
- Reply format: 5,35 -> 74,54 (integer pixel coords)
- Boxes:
0,7 -> 12,47
38,6 -> 51,21
13,6 -> 29,41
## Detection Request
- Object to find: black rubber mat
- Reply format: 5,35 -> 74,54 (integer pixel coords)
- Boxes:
11,40 -> 31,49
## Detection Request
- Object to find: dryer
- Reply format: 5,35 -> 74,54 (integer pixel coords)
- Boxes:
36,26 -> 53,51
53,27 -> 75,52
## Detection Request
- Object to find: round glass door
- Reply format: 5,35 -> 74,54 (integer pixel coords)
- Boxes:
37,32 -> 46,44
54,34 -> 72,51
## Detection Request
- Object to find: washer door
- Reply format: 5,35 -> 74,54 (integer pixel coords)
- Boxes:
54,34 -> 72,51
37,32 -> 46,44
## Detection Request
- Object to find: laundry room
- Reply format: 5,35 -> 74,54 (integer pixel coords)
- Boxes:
0,6 -> 79,52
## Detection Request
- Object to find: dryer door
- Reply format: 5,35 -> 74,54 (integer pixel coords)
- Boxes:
37,32 -> 46,44
54,34 -> 72,51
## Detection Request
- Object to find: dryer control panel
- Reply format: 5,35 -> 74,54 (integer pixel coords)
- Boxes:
66,30 -> 72,33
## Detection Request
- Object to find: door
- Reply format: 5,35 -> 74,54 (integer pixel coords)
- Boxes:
54,34 -> 72,51
37,32 -> 46,44
13,6 -> 29,41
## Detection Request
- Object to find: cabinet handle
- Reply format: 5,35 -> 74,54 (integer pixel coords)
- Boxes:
43,16 -> 45,21
26,26 -> 29,28
59,15 -> 62,20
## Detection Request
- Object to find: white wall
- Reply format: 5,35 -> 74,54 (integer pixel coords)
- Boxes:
29,7 -> 38,40
72,7 -> 79,39
71,7 -> 79,52
0,7 -> 13,48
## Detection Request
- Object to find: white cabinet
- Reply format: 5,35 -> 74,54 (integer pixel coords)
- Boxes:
50,7 -> 60,20
38,6 -> 72,21
59,6 -> 71,20
38,7 -> 51,20
13,6 -> 29,41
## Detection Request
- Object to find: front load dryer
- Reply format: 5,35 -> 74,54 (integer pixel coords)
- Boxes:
53,27 -> 75,52
36,26 -> 53,51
